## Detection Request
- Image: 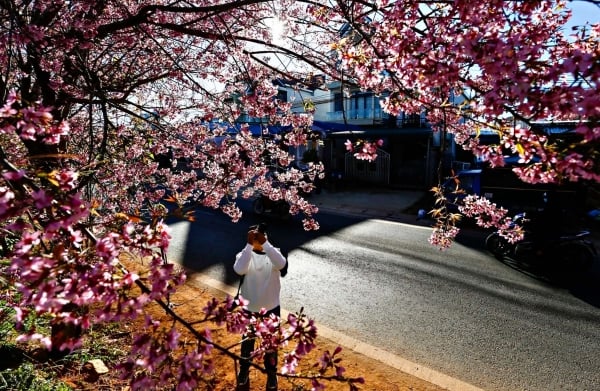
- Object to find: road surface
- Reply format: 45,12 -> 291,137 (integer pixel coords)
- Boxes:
167,206 -> 600,391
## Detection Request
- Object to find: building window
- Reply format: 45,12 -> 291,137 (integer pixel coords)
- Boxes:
349,92 -> 373,119
277,90 -> 288,102
334,93 -> 343,112
406,113 -> 421,126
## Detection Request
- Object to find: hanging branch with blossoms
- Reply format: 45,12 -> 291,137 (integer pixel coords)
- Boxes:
344,139 -> 384,162
2,0 -> 600,388
0,92 -> 363,389
0,0 -> 372,389
314,0 -> 600,248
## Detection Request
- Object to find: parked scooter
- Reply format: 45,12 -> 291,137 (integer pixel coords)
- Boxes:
252,195 -> 291,219
485,211 -> 596,278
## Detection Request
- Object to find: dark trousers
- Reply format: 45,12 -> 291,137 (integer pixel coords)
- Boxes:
239,306 -> 280,376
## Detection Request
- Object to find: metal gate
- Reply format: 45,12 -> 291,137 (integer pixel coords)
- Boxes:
345,148 -> 390,184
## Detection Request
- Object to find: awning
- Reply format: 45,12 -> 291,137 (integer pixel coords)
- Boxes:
312,120 -> 363,132
309,120 -> 363,138
323,126 -> 432,138
531,121 -> 579,135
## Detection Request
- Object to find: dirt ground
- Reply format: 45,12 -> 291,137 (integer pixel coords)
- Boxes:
49,258 -> 448,391
132,262 -> 449,391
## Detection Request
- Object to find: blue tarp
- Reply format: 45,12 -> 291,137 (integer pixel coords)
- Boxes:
205,121 -> 285,137
246,124 -> 286,136
206,120 -> 365,138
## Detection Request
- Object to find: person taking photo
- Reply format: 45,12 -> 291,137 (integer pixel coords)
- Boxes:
233,223 -> 287,391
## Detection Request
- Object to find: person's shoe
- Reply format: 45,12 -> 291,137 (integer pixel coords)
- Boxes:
266,374 -> 277,391
236,372 -> 250,391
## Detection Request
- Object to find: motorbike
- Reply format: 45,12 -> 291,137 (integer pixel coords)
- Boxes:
252,195 -> 291,219
485,211 -> 596,278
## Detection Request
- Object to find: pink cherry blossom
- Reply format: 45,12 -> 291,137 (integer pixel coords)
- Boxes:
1,0 -> 598,387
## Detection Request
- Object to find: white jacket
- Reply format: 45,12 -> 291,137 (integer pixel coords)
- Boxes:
233,241 -> 287,313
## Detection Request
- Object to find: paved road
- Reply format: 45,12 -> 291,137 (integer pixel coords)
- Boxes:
167,205 -> 600,391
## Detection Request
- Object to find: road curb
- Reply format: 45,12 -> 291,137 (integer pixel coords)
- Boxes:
187,272 -> 486,391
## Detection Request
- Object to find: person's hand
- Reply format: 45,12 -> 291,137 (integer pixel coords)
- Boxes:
247,230 -> 257,245
254,231 -> 266,245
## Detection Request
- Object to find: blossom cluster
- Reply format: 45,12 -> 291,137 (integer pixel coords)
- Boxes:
317,0 -> 599,245
3,0 -> 599,388
344,139 -> 384,161
0,0 -> 359,383
0,90 -> 358,389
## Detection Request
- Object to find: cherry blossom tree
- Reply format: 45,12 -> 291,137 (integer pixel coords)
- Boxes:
315,0 -> 599,247
1,0 -> 599,389
0,0 -> 358,389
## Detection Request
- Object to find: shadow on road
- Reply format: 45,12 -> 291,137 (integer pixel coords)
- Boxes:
168,199 -> 600,309
497,256 -> 600,308
168,199 -> 362,287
